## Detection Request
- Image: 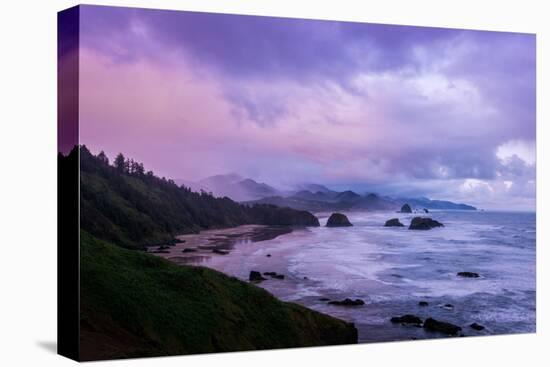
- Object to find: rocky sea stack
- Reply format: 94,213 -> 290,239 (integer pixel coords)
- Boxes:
409,217 -> 444,230
390,314 -> 422,325
423,318 -> 462,335
328,298 -> 365,306
249,270 -> 266,282
399,203 -> 413,213
384,218 -> 404,227
326,213 -> 353,227
457,271 -> 480,278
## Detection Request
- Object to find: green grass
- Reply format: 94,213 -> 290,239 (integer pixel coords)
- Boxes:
80,231 -> 357,360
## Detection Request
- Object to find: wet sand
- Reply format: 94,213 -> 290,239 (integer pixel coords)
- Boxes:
146,225 -> 293,265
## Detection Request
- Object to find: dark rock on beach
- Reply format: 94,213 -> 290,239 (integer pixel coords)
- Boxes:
409,217 -> 444,230
390,315 -> 423,325
182,248 -> 197,253
263,271 -> 285,280
249,271 -> 267,282
158,245 -> 171,250
399,203 -> 413,213
385,218 -> 404,227
457,271 -> 480,278
442,303 -> 454,310
212,249 -> 230,255
328,298 -> 365,306
418,301 -> 429,307
470,323 -> 485,331
326,213 -> 353,227
266,254 -> 271,257
423,318 -> 462,335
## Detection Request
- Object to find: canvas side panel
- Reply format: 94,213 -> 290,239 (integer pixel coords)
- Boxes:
57,5 -> 80,361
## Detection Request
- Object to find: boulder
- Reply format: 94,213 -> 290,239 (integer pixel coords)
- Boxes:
390,315 -> 423,324
408,217 -> 444,230
182,248 -> 197,253
328,298 -> 365,306
326,213 -> 353,227
249,271 -> 266,282
470,323 -> 485,331
423,318 -> 462,335
262,271 -> 285,280
418,301 -> 429,307
212,249 -> 229,255
385,218 -> 405,227
457,272 -> 480,278
399,204 -> 413,213
266,254 -> 272,257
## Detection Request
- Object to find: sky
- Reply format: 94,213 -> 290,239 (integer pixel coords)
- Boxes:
69,5 -> 536,210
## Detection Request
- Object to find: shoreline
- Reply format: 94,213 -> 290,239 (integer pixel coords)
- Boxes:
147,210 -> 536,343
147,224 -> 294,265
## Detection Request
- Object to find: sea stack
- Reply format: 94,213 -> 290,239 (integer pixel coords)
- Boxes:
384,218 -> 404,227
399,203 -> 413,213
326,213 -> 353,227
409,217 -> 444,230
423,318 -> 462,335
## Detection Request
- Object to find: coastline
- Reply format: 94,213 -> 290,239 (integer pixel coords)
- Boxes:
148,210 -> 536,343
147,224 -> 294,265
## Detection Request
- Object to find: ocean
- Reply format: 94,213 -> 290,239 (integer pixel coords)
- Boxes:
173,210 -> 536,342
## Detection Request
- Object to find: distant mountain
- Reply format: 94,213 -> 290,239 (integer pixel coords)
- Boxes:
237,178 -> 279,200
397,197 -> 476,211
175,176 -> 477,212
295,183 -> 338,195
249,191 -> 399,212
247,183 -> 477,213
335,190 -> 361,201
175,173 -> 280,202
291,190 -> 336,201
199,172 -> 242,185
352,193 -> 398,211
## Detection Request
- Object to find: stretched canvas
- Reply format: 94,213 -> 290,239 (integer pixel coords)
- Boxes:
58,4 -> 536,361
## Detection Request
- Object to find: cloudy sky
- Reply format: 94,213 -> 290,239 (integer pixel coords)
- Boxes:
73,5 -> 536,210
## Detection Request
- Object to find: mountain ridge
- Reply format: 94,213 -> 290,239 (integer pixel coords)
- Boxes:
175,174 -> 476,211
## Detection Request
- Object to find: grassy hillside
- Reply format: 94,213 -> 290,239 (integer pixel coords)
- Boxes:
78,146 -> 319,249
80,231 -> 357,360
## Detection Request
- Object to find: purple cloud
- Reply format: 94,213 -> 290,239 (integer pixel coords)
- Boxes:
76,5 -> 536,209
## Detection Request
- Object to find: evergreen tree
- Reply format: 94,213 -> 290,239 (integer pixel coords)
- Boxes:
97,151 -> 109,165
114,153 -> 125,172
124,158 -> 131,174
135,162 -> 145,176
129,159 -> 136,174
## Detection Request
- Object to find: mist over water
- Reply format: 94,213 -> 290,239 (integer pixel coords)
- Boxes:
182,210 -> 536,342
